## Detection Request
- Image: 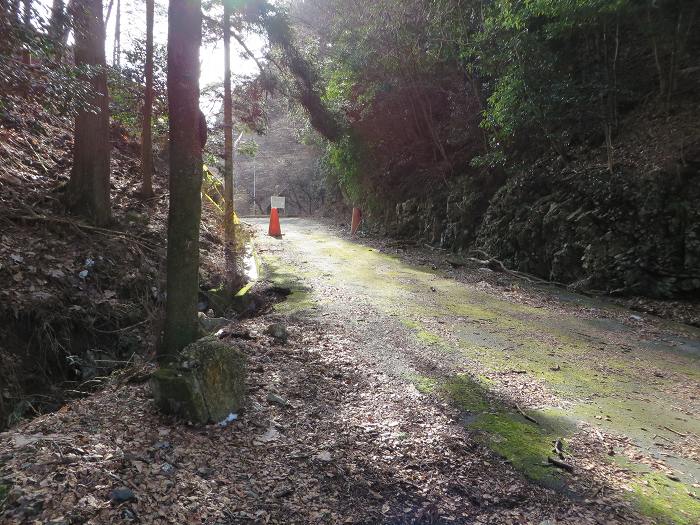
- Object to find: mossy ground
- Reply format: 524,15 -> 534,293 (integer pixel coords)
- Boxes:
254,219 -> 700,523
259,253 -> 316,313
409,372 -> 571,490
613,457 -> 700,525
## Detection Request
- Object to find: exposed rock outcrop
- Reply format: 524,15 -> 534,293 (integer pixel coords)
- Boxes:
151,336 -> 246,424
390,165 -> 700,298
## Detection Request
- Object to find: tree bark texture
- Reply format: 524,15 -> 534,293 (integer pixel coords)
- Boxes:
68,0 -> 111,226
222,1 -> 245,293
162,0 -> 202,356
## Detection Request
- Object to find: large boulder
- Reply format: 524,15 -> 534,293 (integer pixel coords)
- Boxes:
151,336 -> 246,425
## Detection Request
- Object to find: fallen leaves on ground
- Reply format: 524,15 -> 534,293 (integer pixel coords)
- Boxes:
0,314 -> 647,524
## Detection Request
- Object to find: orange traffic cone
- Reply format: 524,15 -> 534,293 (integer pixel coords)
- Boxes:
268,208 -> 282,237
351,207 -> 362,236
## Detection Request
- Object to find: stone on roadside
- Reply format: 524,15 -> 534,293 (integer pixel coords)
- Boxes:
265,323 -> 288,344
150,336 -> 246,425
198,312 -> 230,334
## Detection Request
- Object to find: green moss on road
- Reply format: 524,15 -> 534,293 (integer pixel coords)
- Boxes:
255,220 -> 700,523
259,253 -> 316,314
614,457 -> 700,525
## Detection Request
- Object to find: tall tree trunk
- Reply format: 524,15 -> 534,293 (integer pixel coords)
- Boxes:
222,1 -> 245,292
68,0 -> 110,225
49,0 -> 72,50
49,0 -> 65,41
112,0 -> 120,66
223,1 -> 233,238
162,0 -> 202,356
140,0 -> 154,197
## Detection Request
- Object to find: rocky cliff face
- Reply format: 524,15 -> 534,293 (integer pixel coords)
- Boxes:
391,165 -> 700,299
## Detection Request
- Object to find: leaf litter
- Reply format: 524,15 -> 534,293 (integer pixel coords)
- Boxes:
1,311 -> 649,524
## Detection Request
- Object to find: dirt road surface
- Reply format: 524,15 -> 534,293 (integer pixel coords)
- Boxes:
249,216 -> 700,525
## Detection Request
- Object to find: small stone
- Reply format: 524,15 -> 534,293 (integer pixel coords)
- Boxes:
266,392 -> 288,406
109,487 -> 136,504
315,451 -> 332,462
256,426 -> 280,444
198,312 -> 230,333
120,508 -> 137,521
218,412 -> 238,427
265,323 -> 288,344
197,467 -> 214,478
160,463 -> 175,476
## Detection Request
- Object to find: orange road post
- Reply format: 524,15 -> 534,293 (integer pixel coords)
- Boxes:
351,207 -> 362,236
268,208 -> 282,237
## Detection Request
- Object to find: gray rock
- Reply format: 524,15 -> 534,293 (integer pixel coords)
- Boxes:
151,336 -> 246,425
109,487 -> 136,504
198,312 -> 230,333
265,323 -> 288,344
266,392 -> 288,406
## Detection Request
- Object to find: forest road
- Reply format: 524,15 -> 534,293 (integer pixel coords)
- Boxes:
246,216 -> 700,524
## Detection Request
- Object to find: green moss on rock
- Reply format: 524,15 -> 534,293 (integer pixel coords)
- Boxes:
151,336 -> 246,424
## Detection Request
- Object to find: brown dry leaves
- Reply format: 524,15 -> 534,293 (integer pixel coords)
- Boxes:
0,313 -> 645,524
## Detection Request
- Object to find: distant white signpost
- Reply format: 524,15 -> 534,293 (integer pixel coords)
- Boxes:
271,196 -> 286,210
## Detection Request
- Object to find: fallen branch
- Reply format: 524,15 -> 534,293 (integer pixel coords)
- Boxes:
93,319 -> 149,334
547,456 -> 574,472
467,249 -> 567,287
662,426 -> 688,438
3,211 -> 163,255
515,403 -> 539,425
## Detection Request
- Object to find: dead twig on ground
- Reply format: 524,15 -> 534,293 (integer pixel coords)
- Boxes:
515,403 -> 539,425
93,319 -> 149,334
662,426 -> 688,438
3,210 -> 163,255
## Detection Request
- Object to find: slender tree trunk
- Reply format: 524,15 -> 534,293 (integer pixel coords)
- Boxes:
49,0 -> 65,40
68,0 -> 111,226
112,0 -> 120,66
222,1 -> 245,293
223,1 -> 233,239
103,0 -> 112,24
140,0 -> 154,197
162,0 -> 202,356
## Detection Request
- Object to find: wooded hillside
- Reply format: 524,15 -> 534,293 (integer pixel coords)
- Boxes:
289,0 -> 700,301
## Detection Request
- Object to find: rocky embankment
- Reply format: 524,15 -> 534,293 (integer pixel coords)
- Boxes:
389,111 -> 700,301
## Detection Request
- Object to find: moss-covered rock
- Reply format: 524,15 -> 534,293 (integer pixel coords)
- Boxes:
151,336 -> 246,424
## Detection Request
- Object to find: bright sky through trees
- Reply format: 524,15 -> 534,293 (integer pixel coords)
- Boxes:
35,0 -> 264,115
